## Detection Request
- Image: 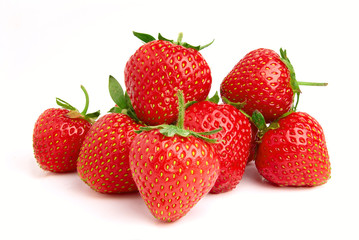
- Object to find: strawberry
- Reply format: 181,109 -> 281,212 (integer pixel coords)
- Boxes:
77,76 -> 143,193
184,94 -> 252,193
220,48 -> 327,122
129,91 -> 221,222
124,31 -> 213,125
253,111 -> 331,187
33,86 -> 100,173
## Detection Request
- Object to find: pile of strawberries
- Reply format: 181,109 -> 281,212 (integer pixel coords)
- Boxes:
33,32 -> 331,222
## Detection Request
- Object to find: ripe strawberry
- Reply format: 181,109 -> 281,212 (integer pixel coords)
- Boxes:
129,91 -> 221,222
33,86 -> 99,173
124,31 -> 213,125
184,96 -> 252,193
254,111 -> 331,187
220,48 -> 327,122
77,76 -> 143,193
130,130 -> 219,222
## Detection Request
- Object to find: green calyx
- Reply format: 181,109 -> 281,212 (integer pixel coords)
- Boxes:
135,90 -> 222,143
56,85 -> 100,124
222,96 -> 246,110
279,48 -> 328,112
252,110 -> 297,140
133,31 -> 214,51
108,75 -> 141,123
251,110 -> 280,139
206,91 -> 220,104
221,96 -> 252,120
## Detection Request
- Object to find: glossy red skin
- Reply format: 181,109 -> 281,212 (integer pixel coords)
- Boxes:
125,40 -> 212,126
255,112 -> 331,187
33,108 -> 91,173
184,101 -> 252,193
129,130 -> 219,222
77,113 -> 143,193
220,48 -> 293,122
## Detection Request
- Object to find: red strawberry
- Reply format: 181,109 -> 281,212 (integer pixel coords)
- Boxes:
77,113 -> 142,193
77,76 -> 143,193
124,31 -> 213,125
220,48 -> 327,122
130,130 -> 219,222
184,96 -> 252,193
254,111 -> 331,187
129,91 -> 221,222
33,86 -> 100,173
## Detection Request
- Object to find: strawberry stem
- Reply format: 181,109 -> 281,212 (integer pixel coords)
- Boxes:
56,85 -> 100,124
80,85 -> 89,115
176,90 -> 185,129
176,32 -> 184,45
298,81 -> 328,86
280,48 -> 328,112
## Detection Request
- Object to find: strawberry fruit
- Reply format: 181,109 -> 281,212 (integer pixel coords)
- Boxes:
129,90 -> 221,222
33,86 -> 99,173
124,31 -> 213,125
77,76 -> 143,193
220,48 -> 327,122
184,94 -> 252,193
254,111 -> 331,187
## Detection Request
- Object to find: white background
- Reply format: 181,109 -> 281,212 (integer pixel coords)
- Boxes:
1,0 -> 358,239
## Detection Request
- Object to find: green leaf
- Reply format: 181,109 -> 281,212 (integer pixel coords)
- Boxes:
198,39 -> 215,51
108,106 -> 121,113
252,110 -> 267,131
196,127 -> 222,136
85,110 -> 101,119
180,39 -> 214,51
80,85 -> 90,115
159,125 -> 178,137
191,132 -> 218,144
56,98 -> 77,111
133,31 -> 156,43
158,33 -> 173,43
135,125 -> 166,134
207,91 -> 220,104
184,100 -> 197,109
181,42 -> 201,51
124,92 -> 142,123
267,121 -> 280,131
158,125 -> 192,138
109,75 -> 126,110
85,110 -> 101,124
222,96 -> 246,109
